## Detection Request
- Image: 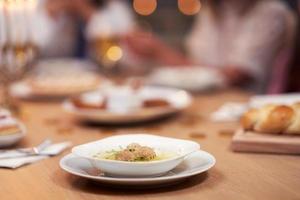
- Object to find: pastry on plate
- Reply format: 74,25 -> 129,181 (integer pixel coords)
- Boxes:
0,117 -> 21,136
72,94 -> 171,111
241,103 -> 300,135
71,96 -> 107,110
142,98 -> 170,108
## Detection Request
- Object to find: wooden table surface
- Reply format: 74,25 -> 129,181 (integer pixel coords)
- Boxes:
1,90 -> 300,200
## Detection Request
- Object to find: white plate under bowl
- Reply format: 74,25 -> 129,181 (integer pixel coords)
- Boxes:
63,86 -> 192,124
0,123 -> 26,148
72,134 -> 200,177
60,150 -> 215,186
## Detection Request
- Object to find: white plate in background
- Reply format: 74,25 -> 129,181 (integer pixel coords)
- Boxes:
10,58 -> 106,99
250,93 -> 300,108
63,86 -> 192,124
148,67 -> 225,92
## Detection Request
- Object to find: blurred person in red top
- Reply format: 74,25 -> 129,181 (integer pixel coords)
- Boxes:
125,0 -> 297,92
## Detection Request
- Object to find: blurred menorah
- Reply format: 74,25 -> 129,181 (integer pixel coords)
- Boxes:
0,0 -> 38,110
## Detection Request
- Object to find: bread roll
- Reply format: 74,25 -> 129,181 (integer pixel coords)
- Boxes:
241,103 -> 300,135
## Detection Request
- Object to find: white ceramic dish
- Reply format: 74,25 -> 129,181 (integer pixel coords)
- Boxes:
0,123 -> 26,148
9,58 -> 105,99
148,67 -> 225,92
72,134 -> 200,177
63,86 -> 192,124
60,150 -> 215,187
10,80 -> 103,100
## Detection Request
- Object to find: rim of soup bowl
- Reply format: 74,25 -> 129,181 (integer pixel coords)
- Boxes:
71,134 -> 200,165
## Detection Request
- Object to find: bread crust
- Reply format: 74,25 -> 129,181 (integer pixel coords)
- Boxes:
241,103 -> 300,135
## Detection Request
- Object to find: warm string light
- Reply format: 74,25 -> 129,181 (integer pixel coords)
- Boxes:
132,0 -> 201,16
178,0 -> 201,15
133,0 -> 157,16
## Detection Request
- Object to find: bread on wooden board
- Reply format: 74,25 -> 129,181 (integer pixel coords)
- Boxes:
241,103 -> 300,135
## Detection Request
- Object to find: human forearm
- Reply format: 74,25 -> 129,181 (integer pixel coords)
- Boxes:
153,42 -> 192,66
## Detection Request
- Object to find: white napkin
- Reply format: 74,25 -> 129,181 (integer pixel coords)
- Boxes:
0,141 -> 71,169
210,102 -> 248,122
0,155 -> 48,169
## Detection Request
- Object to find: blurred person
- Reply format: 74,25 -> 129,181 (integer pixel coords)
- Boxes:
285,0 -> 300,92
125,0 -> 297,92
33,0 -> 134,58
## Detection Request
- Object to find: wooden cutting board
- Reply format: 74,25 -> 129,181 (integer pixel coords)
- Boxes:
231,129 -> 300,155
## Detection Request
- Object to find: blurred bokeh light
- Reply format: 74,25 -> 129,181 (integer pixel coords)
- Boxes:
133,0 -> 157,16
106,45 -> 123,62
178,0 -> 201,15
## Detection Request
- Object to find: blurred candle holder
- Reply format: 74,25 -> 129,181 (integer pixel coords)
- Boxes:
0,0 -> 38,112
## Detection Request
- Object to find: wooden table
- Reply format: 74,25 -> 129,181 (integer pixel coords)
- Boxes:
1,90 -> 300,200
